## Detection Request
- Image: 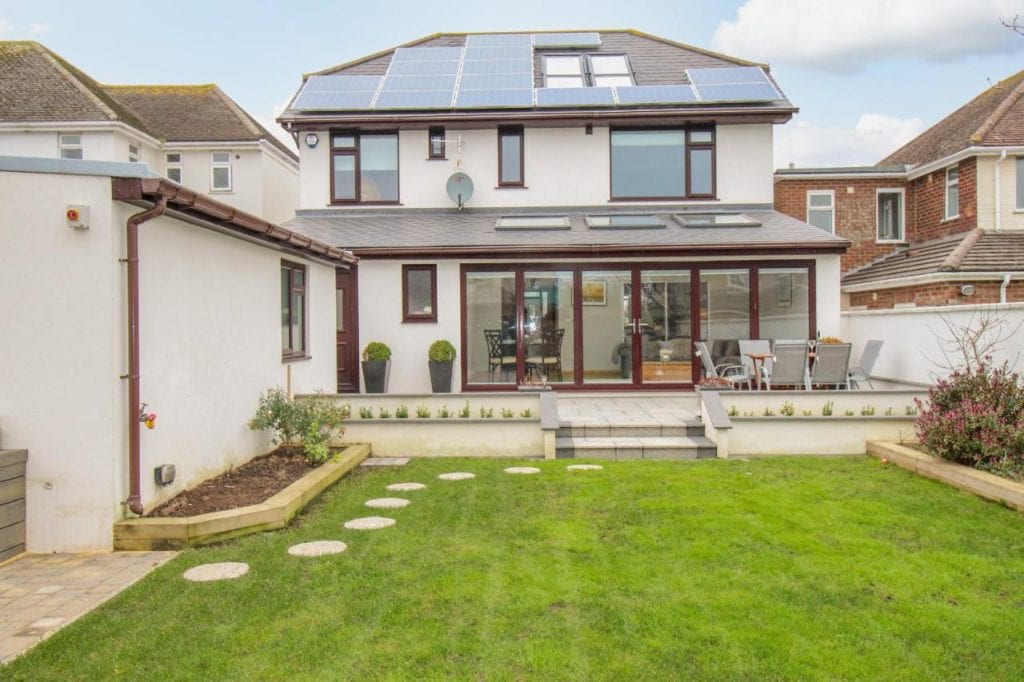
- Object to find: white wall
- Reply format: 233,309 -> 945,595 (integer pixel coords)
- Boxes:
298,123 -> 775,209
841,302 -> 1024,385
814,255 -> 842,337
0,128 -> 118,161
976,155 -> 1024,231
260,145 -> 301,224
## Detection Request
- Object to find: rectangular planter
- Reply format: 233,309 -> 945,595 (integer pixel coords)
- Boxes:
113,443 -> 370,550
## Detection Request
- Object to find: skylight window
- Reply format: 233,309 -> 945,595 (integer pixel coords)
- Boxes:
541,54 -> 635,88
543,56 -> 585,88
589,55 -> 632,87
495,215 -> 571,230
586,214 -> 665,229
673,213 -> 761,228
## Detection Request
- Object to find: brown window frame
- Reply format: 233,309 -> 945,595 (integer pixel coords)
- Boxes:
609,126 -> 717,202
282,260 -> 309,361
402,264 -> 438,323
428,126 -> 446,160
497,126 -> 525,187
329,130 -> 400,205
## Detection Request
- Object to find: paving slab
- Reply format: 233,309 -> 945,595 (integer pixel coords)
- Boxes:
344,516 -> 396,530
182,562 -> 249,583
364,497 -> 411,509
361,457 -> 411,467
386,482 -> 427,492
288,541 -> 348,557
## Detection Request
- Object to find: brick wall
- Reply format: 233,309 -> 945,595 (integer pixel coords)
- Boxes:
849,279 -> 1024,309
907,157 -> 977,242
774,177 -> 909,274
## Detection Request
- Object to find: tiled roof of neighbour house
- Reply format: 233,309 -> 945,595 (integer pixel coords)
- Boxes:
0,41 -> 296,160
842,229 -> 1024,286
283,207 -> 848,256
880,68 -> 1024,167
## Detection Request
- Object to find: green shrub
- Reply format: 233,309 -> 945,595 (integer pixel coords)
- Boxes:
822,401 -> 834,417
395,404 -> 409,419
479,406 -> 494,418
519,408 -> 533,418
416,405 -> 431,418
501,408 -> 514,418
428,340 -> 456,362
861,405 -> 876,416
248,388 -> 347,465
458,402 -> 471,418
362,341 -> 392,362
378,407 -> 392,419
436,405 -> 452,418
358,406 -> 374,419
780,401 -> 795,417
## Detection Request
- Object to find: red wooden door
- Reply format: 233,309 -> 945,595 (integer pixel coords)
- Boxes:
335,266 -> 359,393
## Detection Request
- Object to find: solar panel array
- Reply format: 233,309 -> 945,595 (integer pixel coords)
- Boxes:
290,35 -> 786,112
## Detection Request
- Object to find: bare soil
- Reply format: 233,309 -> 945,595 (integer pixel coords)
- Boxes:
147,449 -> 314,517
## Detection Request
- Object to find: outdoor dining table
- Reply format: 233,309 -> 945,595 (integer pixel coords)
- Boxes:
744,352 -> 773,390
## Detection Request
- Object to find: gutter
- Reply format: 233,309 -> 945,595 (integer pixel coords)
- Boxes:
350,241 -> 849,259
994,150 -> 1007,232
842,270 -> 1021,293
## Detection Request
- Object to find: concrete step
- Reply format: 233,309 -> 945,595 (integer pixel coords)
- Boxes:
556,421 -> 705,439
555,435 -> 717,460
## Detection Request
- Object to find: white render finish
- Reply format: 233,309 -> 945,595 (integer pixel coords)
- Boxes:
0,167 -> 336,552
976,155 -> 1024,231
298,123 -> 775,209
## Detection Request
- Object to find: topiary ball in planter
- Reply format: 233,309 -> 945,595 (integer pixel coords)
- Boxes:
362,341 -> 392,393
428,339 -> 456,393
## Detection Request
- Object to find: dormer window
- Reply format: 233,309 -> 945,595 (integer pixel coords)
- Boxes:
542,54 -> 634,88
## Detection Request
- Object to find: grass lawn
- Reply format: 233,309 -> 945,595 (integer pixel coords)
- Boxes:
7,456 -> 1024,680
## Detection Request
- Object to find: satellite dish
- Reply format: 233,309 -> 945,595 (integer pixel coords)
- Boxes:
446,172 -> 474,209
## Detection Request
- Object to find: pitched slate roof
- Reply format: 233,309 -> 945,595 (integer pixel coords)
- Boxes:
880,68 -> 1024,167
283,206 -> 848,255
843,229 -> 1024,286
0,41 -> 296,160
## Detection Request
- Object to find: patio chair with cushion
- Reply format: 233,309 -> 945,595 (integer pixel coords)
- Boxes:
809,342 -> 852,390
765,341 -> 810,390
848,339 -> 883,389
695,341 -> 747,388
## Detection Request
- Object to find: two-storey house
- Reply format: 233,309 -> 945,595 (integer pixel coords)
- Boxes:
280,30 -> 848,393
0,41 -> 299,223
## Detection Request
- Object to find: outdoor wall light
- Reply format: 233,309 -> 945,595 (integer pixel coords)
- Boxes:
304,133 -> 319,149
154,464 -> 176,486
959,284 -> 976,297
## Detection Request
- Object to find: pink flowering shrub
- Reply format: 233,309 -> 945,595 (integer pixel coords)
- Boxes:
915,363 -> 1024,471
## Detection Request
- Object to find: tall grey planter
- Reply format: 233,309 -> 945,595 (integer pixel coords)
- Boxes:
428,360 -> 454,393
362,360 -> 390,394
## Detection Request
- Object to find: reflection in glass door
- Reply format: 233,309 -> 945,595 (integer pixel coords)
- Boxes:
465,272 -> 517,384
523,271 -> 575,384
638,270 -> 693,384
581,270 -> 633,384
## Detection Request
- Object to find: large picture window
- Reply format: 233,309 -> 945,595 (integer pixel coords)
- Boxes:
610,128 -> 714,200
331,132 -> 399,204
281,261 -> 307,359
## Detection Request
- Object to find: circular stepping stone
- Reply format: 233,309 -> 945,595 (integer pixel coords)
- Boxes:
344,516 -> 396,530
505,466 -> 541,475
567,464 -> 604,471
183,562 -> 249,582
438,472 -> 475,481
387,482 -> 427,492
288,541 -> 348,557
365,497 -> 410,509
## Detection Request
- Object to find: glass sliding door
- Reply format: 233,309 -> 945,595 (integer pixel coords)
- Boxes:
523,271 -> 575,384
638,270 -> 693,384
465,272 -> 517,384
699,269 -> 750,370
758,268 -> 810,341
581,270 -> 632,384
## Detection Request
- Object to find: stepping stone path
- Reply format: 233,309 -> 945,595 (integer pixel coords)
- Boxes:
288,541 -> 348,557
504,466 -> 541,475
438,472 -> 475,480
566,464 -> 604,471
344,516 -> 396,530
387,482 -> 427,492
183,562 -> 249,582
365,497 -> 411,509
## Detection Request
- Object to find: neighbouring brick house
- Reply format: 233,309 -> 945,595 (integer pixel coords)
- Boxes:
775,68 -> 1024,310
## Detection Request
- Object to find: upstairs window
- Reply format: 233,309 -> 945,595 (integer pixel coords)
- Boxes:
59,134 -> 83,160
211,152 -> 232,192
128,143 -> 141,163
165,152 -> 182,183
542,54 -> 634,88
806,190 -> 835,233
610,128 -> 714,200
945,166 -> 959,219
877,189 -> 904,242
428,127 -> 445,159
498,127 -> 524,187
330,132 -> 399,203
281,261 -> 307,359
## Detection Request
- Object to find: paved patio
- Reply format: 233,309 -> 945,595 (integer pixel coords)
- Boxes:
0,551 -> 176,663
556,393 -> 701,428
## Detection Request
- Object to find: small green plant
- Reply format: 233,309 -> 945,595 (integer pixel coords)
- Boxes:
248,388 -> 347,465
728,405 -> 739,417
428,339 -> 456,362
436,405 -> 452,418
458,401 -> 471,418
843,409 -> 855,417
822,401 -> 834,417
358,406 -> 374,419
378,407 -> 392,419
780,401 -> 795,417
744,411 -> 754,417
802,410 -> 813,417
762,407 -> 775,417
395,404 -> 409,419
362,341 -> 392,362
884,407 -> 895,416
501,408 -> 515,418
861,405 -> 876,416
479,406 -> 494,418
905,405 -> 918,416
519,408 -> 533,418
416,404 -> 431,418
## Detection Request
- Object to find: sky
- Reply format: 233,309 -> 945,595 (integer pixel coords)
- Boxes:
1,0 -> 1022,168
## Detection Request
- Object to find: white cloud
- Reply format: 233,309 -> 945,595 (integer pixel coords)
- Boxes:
0,17 -> 51,37
774,113 -> 926,168
0,19 -> 11,34
29,23 -> 50,35
714,0 -> 1020,71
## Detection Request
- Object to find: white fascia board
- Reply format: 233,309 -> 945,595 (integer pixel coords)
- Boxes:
773,172 -> 907,181
906,146 -> 1024,179
0,120 -> 162,147
842,301 -> 1024,317
162,140 -> 262,150
842,271 -> 1019,293
258,139 -> 299,171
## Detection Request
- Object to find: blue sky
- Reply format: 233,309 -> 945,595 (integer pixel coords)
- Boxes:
2,0 -> 1021,167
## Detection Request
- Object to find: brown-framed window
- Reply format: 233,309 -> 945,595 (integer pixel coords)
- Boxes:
281,261 -> 307,359
402,264 -> 438,323
498,127 -> 524,187
610,127 -> 716,200
330,131 -> 399,204
428,127 -> 445,159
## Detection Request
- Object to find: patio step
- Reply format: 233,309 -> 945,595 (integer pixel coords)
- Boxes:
556,421 -> 705,438
555,434 -> 717,460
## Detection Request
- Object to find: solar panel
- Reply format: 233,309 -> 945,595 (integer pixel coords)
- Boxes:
459,73 -> 534,91
455,89 -> 533,108
292,91 -> 376,110
686,66 -> 770,85
387,60 -> 461,76
373,90 -> 454,109
464,46 -> 534,61
302,75 -> 382,93
536,87 -> 615,107
460,59 -> 533,75
390,46 -> 464,62
379,75 -> 457,91
614,85 -> 698,105
533,32 -> 602,48
694,82 -> 781,102
465,33 -> 533,47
